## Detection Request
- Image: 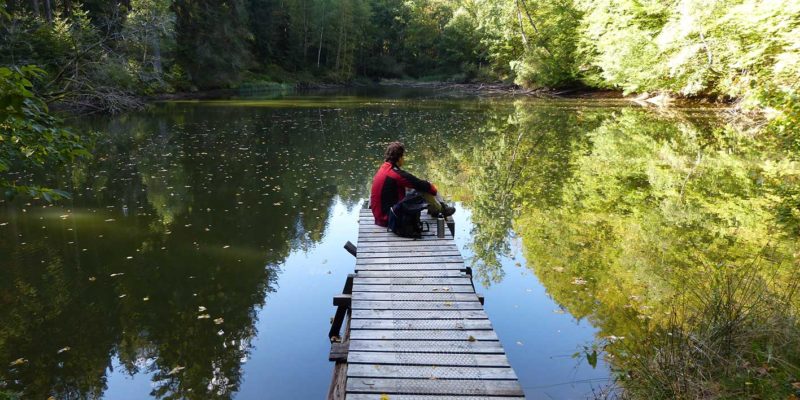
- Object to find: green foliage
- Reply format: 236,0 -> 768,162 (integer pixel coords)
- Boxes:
0,65 -> 93,199
426,101 -> 800,397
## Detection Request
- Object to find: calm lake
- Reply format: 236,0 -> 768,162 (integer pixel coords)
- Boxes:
2,89 -> 798,399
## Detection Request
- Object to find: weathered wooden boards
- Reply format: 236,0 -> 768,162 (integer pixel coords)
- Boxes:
342,208 -> 524,399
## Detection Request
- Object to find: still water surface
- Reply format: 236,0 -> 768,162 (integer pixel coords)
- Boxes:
2,90 -> 797,399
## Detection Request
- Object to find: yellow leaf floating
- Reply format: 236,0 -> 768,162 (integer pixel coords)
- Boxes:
380,395 -> 390,400
9,358 -> 27,367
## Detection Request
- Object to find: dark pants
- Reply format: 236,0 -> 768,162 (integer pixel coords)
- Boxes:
406,190 -> 442,213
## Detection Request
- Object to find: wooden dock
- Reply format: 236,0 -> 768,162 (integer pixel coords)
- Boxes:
328,206 -> 525,399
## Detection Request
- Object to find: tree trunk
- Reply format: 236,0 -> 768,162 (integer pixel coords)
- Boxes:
316,1 -> 326,68
301,0 -> 308,62
43,0 -> 52,22
517,0 -> 555,58
153,33 -> 163,77
514,0 -> 530,50
335,20 -> 344,72
317,25 -> 324,68
30,0 -> 40,17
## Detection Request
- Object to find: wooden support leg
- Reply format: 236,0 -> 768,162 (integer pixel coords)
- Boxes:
328,274 -> 355,342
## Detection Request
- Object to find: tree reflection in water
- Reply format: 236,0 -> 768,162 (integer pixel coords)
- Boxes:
2,96 -> 798,398
430,102 -> 800,397
0,103 -> 376,399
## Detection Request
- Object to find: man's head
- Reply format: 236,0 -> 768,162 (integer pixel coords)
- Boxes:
384,141 -> 405,166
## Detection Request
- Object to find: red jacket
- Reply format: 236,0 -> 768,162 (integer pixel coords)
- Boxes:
370,162 -> 437,226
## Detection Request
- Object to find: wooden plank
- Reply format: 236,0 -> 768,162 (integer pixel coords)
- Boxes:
347,364 -> 515,380
346,378 -> 524,396
357,236 -> 451,243
352,292 -> 479,302
358,246 -> 459,252
355,263 -> 465,271
355,270 -> 465,278
350,300 -> 483,310
347,352 -> 510,367
357,251 -> 462,258
352,284 -> 474,293
357,241 -> 458,248
351,309 -> 488,320
357,236 -> 439,243
347,395 -> 524,400
357,242 -> 458,249
349,319 -> 493,330
353,277 -> 472,285
348,329 -> 498,341
356,256 -> 464,264
347,340 -> 504,354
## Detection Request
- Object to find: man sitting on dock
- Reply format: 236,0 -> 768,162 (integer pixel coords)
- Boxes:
370,141 -> 455,227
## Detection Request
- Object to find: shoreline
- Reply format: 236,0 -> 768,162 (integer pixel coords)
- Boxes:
147,81 -> 733,109
148,80 -> 628,101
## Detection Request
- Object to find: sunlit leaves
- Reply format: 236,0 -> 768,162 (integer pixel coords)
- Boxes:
0,66 -> 93,200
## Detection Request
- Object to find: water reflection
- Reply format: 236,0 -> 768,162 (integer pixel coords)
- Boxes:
2,94 -> 797,399
0,103 -> 383,398
431,102 -> 799,397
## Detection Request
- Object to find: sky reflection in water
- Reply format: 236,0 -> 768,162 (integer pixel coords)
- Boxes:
4,93 -> 794,399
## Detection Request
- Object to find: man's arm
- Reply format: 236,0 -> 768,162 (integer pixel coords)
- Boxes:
392,167 -> 437,195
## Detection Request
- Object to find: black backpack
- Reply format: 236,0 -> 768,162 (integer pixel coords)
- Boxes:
387,193 -> 430,238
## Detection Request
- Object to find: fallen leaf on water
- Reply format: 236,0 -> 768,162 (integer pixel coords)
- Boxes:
214,318 -> 224,325
198,314 -> 210,319
379,394 -> 389,400
9,358 -> 27,366
88,276 -> 96,282
168,366 -> 185,375
143,296 -> 150,301
223,245 -> 230,249
110,273 -> 124,277
198,306 -> 207,312
467,335 -> 476,342
57,347 -> 71,354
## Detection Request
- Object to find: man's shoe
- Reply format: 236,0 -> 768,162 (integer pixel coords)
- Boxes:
440,203 -> 456,218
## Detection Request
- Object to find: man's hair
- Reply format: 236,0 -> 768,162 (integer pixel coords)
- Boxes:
384,141 -> 405,164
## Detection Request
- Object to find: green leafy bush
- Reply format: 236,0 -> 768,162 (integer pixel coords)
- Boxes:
0,65 -> 93,200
